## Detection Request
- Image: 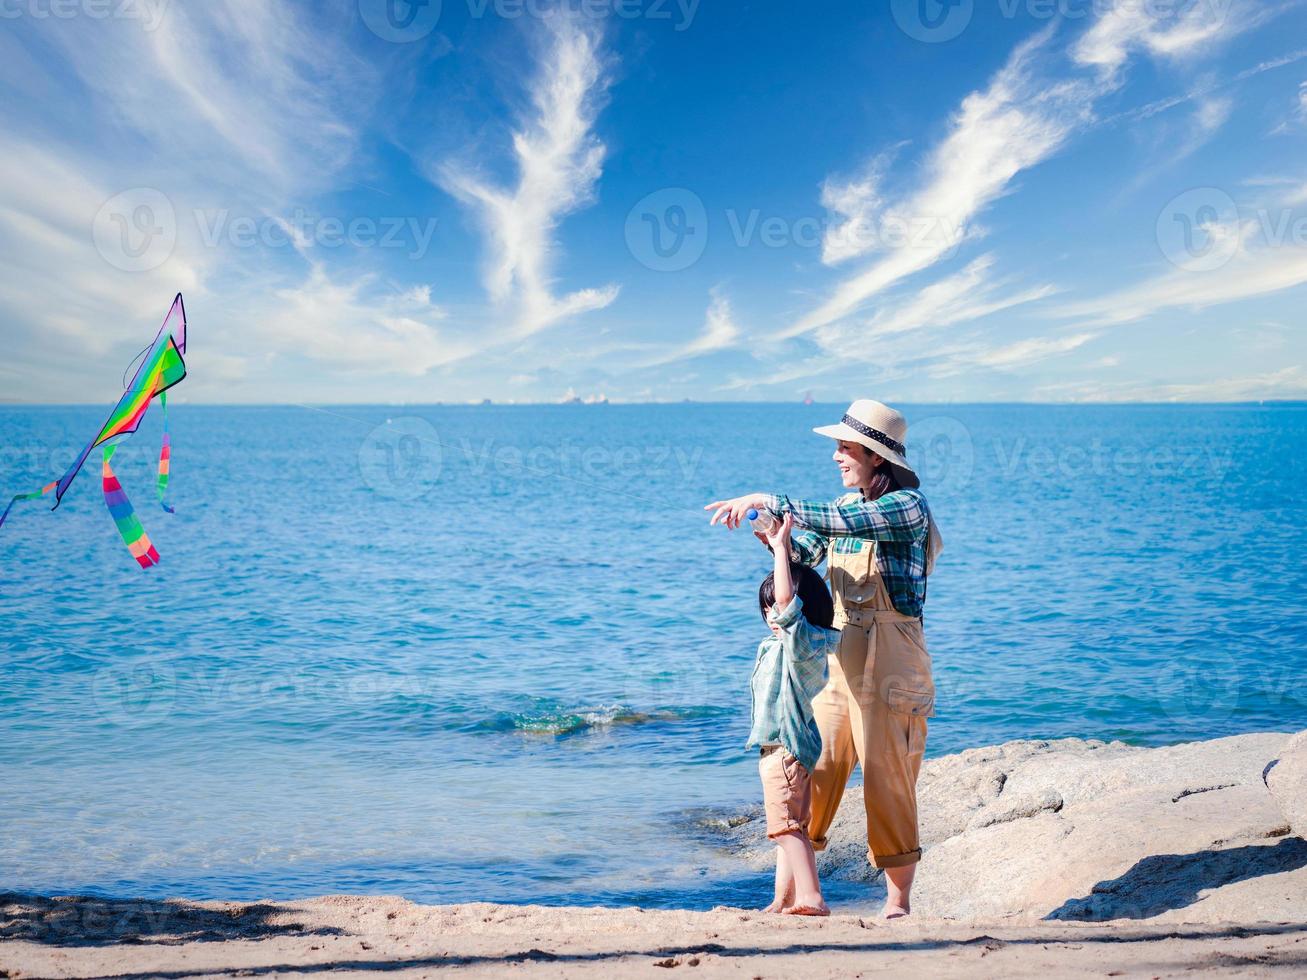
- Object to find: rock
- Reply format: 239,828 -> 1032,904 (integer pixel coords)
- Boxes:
716,731 -> 1307,923
912,732 -> 1306,922
1266,730 -> 1307,840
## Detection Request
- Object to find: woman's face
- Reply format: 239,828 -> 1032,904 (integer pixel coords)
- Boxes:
833,440 -> 884,489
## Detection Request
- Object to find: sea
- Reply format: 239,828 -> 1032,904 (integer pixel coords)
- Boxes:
1,402 -> 1304,912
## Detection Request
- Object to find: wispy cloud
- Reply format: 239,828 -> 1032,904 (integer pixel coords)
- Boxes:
1071,0 -> 1247,78
782,30 -> 1093,340
1054,217 -> 1307,325
780,0 -> 1262,371
819,145 -> 902,266
947,331 -> 1097,374
0,140 -> 204,401
814,254 -> 1056,352
438,16 -> 619,337
1033,365 -> 1307,402
643,289 -> 743,367
33,1 -> 371,197
261,266 -> 465,376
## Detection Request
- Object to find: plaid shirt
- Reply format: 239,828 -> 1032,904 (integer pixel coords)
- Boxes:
747,594 -> 836,773
762,488 -> 934,619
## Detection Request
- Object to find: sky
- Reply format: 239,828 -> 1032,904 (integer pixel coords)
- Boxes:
0,0 -> 1305,404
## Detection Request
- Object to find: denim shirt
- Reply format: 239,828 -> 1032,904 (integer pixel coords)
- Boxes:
746,594 -> 837,773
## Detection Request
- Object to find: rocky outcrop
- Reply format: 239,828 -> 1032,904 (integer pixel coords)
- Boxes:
1266,730 -> 1307,841
720,731 -> 1307,923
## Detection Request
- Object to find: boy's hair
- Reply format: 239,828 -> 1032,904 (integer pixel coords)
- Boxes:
758,564 -> 835,629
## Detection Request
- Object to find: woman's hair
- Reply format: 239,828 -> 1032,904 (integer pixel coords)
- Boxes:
859,443 -> 902,502
758,564 -> 835,629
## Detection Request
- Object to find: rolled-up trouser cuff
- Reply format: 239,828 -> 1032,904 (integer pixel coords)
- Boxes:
869,847 -> 921,869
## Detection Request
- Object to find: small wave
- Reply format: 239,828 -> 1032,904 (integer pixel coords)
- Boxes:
473,703 -> 724,737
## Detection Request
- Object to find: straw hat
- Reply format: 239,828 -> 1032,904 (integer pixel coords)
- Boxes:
813,399 -> 920,489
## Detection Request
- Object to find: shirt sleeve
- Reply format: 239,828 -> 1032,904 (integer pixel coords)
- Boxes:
788,527 -> 828,568
764,489 -> 927,544
773,596 -> 832,702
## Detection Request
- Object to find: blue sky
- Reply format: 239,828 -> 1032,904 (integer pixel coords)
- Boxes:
1,0 -> 1305,404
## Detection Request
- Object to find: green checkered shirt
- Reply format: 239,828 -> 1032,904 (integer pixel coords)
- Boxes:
762,488 -> 934,618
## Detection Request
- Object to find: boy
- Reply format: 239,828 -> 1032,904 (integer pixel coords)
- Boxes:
748,513 -> 840,915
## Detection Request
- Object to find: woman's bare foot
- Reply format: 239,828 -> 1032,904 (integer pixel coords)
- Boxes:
882,863 -> 915,919
761,898 -> 788,914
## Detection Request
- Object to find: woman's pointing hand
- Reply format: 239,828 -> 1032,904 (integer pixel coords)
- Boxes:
704,493 -> 767,530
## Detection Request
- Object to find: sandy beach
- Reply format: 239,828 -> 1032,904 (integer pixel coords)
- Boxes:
5,730 -> 1306,978
4,893 -> 1307,979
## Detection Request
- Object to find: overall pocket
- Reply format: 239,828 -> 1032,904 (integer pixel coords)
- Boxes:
887,686 -> 933,756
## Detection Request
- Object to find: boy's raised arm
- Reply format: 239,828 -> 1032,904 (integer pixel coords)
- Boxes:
764,513 -> 797,609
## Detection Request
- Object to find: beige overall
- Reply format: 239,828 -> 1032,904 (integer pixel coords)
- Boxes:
807,539 -> 935,869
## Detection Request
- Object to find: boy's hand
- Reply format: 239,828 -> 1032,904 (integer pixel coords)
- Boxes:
764,512 -> 794,550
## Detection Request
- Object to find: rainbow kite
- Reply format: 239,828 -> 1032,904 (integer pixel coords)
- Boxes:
0,293 -> 188,568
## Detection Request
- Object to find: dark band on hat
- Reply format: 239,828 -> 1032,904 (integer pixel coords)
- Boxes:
841,414 -> 906,456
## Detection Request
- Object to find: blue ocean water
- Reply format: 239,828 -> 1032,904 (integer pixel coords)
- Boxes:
1,403 -> 1304,911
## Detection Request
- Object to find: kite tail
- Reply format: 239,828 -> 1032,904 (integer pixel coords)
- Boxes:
102,445 -> 160,568
0,482 -> 58,531
157,391 -> 174,513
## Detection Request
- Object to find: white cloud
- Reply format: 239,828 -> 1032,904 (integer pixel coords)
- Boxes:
967,331 -> 1097,370
438,16 -> 619,337
814,254 -> 1056,351
783,0 -> 1262,360
1195,94 -> 1234,133
1055,219 -> 1307,325
0,140 -> 204,398
819,145 -> 902,266
30,1 -> 372,198
1072,0 -> 1244,78
643,289 -> 743,367
1032,365 -> 1307,402
783,30 -> 1093,340
261,264 -> 465,376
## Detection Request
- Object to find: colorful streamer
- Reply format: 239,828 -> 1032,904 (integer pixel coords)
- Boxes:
0,293 -> 188,567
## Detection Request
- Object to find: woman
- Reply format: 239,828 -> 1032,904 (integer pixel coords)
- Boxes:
706,399 -> 942,919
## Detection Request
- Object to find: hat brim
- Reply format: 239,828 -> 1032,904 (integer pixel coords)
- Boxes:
813,423 -> 920,489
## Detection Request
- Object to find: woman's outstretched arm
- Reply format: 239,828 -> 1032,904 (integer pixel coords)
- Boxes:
762,490 -> 926,543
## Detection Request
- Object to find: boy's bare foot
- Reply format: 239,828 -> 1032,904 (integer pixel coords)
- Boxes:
782,902 -> 830,917
882,903 -> 910,920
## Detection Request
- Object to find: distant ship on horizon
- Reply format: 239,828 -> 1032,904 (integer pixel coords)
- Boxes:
560,387 -> 609,405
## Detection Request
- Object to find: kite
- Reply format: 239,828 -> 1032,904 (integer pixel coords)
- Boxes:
0,293 -> 188,568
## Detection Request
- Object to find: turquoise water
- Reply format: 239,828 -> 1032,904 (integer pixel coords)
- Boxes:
1,403 -> 1304,910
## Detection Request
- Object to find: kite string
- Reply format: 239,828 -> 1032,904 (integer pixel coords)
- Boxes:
121,343 -> 152,390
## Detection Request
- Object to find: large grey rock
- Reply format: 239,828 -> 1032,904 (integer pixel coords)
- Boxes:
1266,730 -> 1307,840
715,731 -> 1307,923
